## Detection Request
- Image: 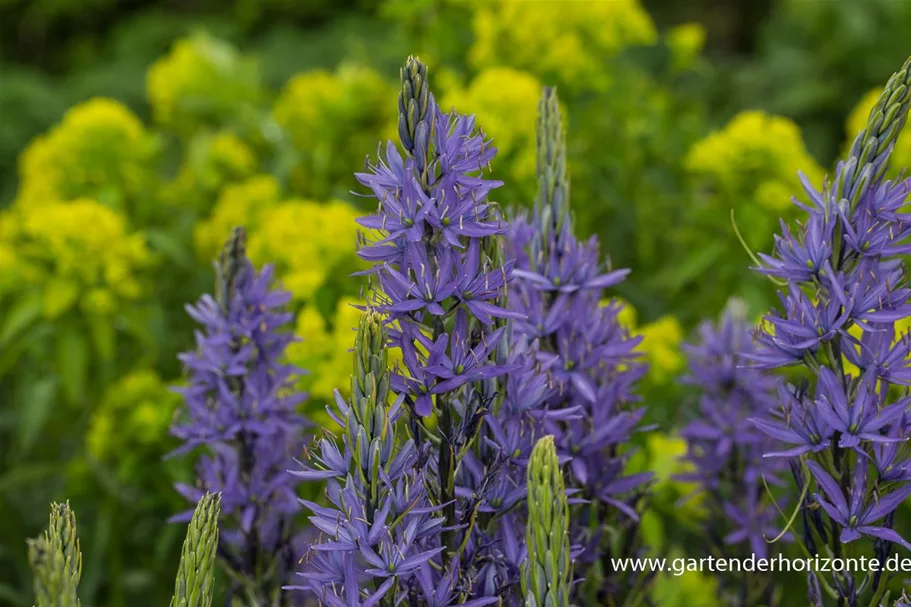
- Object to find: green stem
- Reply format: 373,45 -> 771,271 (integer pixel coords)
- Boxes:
438,401 -> 456,566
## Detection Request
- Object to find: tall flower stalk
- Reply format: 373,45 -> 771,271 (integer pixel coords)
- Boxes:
170,492 -> 221,607
750,55 -> 911,607
170,227 -> 308,606
507,86 -> 651,604
354,54 -> 520,600
677,300 -> 788,606
291,308 -> 446,607
27,502 -> 82,607
522,435 -> 572,607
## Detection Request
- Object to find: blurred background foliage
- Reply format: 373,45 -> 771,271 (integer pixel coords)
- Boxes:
2,0 -> 911,605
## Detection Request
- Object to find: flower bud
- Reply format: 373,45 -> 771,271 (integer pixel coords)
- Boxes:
523,435 -> 571,607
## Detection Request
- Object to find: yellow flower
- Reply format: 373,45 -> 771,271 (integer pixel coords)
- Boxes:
194,174 -> 281,259
16,98 -> 157,212
163,130 -> 258,208
602,297 -> 638,330
686,110 -> 824,212
146,33 -> 261,136
272,64 -> 397,198
290,297 -> 405,415
637,315 -> 685,383
3,199 -> 153,318
247,199 -> 363,302
667,23 -> 706,71
469,0 -> 657,91
443,67 -> 541,188
845,87 -> 911,171
87,370 -> 180,473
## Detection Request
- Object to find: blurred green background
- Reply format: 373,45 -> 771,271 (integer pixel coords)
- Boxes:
2,0 -> 911,605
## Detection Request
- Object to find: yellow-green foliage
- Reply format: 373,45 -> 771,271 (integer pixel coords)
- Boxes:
469,0 -> 657,91
288,296 -> 404,411
666,23 -> 706,71
272,64 -> 397,198
650,548 -> 721,607
846,87 -> 911,172
87,369 -> 181,479
686,110 -> 824,214
637,316 -> 686,385
443,67 -> 541,194
146,33 -> 262,137
0,199 -> 153,318
246,199 -> 363,301
163,130 -> 259,209
15,98 -> 158,211
194,175 -> 282,258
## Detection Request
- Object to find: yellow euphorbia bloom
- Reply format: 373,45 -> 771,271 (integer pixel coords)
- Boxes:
162,130 -> 258,208
638,315 -> 686,384
194,174 -> 282,259
87,369 -> 180,461
1,199 -> 153,317
469,0 -> 657,91
146,33 -> 261,135
443,67 -> 541,188
16,98 -> 157,211
247,199 -> 363,302
686,110 -> 824,212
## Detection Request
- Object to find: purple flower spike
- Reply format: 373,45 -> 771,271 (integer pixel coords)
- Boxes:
505,87 -> 649,602
751,55 -> 911,606
170,227 -> 309,604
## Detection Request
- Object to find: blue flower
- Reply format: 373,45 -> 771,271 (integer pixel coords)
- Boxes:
807,460 -> 911,550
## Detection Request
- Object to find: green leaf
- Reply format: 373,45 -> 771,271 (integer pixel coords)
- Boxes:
55,322 -> 89,405
18,377 -> 57,452
0,463 -> 58,493
41,278 -> 81,319
146,229 -> 193,268
649,241 -> 724,294
0,291 -> 43,345
87,313 -> 116,362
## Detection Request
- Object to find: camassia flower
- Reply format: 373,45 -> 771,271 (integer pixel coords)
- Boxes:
291,308 -> 447,606
169,227 -> 308,605
807,461 -> 911,550
677,302 -> 789,604
750,54 -> 911,606
351,55 -> 525,604
507,86 -> 649,603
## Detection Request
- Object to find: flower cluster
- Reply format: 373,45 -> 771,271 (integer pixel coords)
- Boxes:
507,86 -> 650,602
146,33 -> 262,136
194,174 -> 282,259
272,64 -> 396,199
685,110 -> 825,213
522,435 -> 572,607
0,198 -> 153,318
677,301 -> 788,604
469,0 -> 657,92
751,56 -> 911,605
292,309 -> 457,606
443,67 -> 542,194
350,54 -> 526,603
245,198 -> 363,301
14,98 -> 158,212
169,227 -> 308,604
